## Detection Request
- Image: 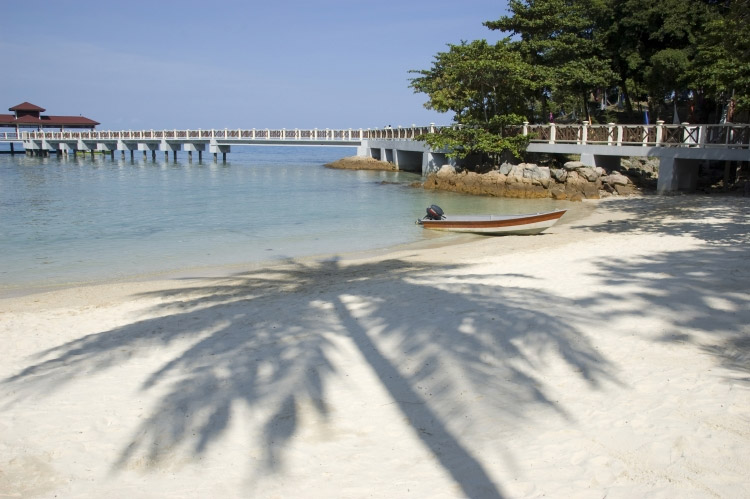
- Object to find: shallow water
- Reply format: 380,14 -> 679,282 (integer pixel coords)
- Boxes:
0,147 -> 580,292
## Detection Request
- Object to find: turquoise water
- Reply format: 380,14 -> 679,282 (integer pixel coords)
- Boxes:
0,147 -> 572,292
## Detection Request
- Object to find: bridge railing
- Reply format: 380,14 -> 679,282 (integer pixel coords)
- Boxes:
14,128 -> 376,142
523,121 -> 750,148
7,123 -> 749,149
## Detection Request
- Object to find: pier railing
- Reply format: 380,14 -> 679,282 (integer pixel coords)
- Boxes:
521,121 -> 750,149
8,126 -> 436,142
3,123 -> 748,149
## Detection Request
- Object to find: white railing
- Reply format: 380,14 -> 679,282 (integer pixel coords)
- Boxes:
7,125 -> 438,142
521,121 -> 750,149
5,123 -> 748,149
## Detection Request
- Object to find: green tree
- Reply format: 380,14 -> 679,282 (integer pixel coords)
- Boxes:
603,0 -> 714,120
485,0 -> 617,122
690,0 -> 750,120
409,39 -> 535,163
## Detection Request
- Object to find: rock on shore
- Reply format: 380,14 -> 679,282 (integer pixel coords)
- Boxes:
423,161 -> 641,201
325,156 -> 396,171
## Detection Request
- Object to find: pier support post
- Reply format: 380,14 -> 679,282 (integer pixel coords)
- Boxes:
165,151 -> 168,161
188,151 -> 193,163
222,152 -> 226,162
173,151 -> 177,162
110,150 -> 115,160
10,143 -> 14,155
199,151 -> 203,162
130,150 -> 134,160
152,150 -> 156,161
143,151 -> 147,160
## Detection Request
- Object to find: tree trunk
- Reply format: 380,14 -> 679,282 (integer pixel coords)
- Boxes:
582,91 -> 591,122
621,80 -> 634,113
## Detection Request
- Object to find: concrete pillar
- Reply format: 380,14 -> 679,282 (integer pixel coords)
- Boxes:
10,143 -> 14,155
189,151 -> 193,163
143,151 -> 147,160
152,150 -> 156,161
130,150 -> 134,160
198,151 -> 203,162
110,150 -> 115,160
165,151 -> 169,161
214,152 -> 218,162
657,156 -> 699,193
173,151 -> 177,162
222,152 -> 226,162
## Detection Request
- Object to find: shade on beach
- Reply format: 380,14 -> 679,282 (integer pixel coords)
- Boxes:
1,195 -> 749,497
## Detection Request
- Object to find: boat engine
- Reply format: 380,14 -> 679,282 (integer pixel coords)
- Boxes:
425,204 -> 445,220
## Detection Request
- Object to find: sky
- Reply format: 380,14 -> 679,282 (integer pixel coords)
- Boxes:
1,0 -> 509,131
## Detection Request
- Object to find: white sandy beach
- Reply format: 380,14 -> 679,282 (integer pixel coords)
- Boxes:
1,194 -> 749,498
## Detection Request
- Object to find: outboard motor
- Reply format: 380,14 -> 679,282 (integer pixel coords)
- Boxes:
425,204 -> 445,220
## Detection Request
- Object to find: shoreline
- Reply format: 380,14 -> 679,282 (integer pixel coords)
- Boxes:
0,197 -> 597,301
1,194 -> 748,497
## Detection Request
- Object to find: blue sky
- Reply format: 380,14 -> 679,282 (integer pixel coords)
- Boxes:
1,1 -> 509,131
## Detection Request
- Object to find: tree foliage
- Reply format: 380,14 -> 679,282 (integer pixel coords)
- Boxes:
409,0 -> 749,170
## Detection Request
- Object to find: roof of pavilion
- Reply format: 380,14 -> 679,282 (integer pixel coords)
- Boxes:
9,102 -> 46,112
1,101 -> 100,128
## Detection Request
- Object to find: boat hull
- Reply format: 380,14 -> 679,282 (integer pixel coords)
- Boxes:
419,210 -> 566,235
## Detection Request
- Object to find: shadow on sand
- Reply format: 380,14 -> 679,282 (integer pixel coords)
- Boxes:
3,254 -> 618,497
577,194 -> 750,383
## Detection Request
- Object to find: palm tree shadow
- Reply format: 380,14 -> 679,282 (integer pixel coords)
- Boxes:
2,257 -> 617,497
578,194 -> 750,383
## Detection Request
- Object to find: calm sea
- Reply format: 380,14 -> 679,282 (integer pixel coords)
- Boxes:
0,146 -> 576,294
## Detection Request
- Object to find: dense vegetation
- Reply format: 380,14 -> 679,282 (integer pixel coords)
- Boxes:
410,0 -> 750,161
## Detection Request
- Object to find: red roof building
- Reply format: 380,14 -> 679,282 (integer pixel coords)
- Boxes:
0,101 -> 99,131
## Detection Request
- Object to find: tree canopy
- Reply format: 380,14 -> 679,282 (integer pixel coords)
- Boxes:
409,0 -> 749,165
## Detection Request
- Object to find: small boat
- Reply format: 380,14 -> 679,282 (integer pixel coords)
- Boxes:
417,205 -> 566,235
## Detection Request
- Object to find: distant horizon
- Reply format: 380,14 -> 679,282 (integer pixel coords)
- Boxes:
0,1 -> 508,131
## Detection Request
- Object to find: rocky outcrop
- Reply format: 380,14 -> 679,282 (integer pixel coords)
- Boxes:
325,156 -> 396,171
423,161 -> 639,201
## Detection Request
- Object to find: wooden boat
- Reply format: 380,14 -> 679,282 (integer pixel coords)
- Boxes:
417,205 -> 566,235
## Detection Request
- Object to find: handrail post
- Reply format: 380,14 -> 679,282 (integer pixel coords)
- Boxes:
655,120 -> 664,145
523,121 -> 529,136
580,121 -> 589,144
607,123 -> 616,145
549,123 -> 556,144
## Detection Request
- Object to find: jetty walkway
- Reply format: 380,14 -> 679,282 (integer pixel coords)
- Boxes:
2,122 -> 748,192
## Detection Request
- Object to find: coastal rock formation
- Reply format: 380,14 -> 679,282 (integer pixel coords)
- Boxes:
423,161 -> 639,201
325,156 -> 396,171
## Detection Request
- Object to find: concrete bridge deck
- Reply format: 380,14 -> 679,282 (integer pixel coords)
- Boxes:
2,122 -> 748,192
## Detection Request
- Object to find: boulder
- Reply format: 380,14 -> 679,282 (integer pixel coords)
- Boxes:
579,167 -> 600,182
602,172 -> 630,186
615,183 -> 637,196
499,162 -> 514,175
551,168 -> 567,182
436,164 -> 456,177
564,160 -> 586,171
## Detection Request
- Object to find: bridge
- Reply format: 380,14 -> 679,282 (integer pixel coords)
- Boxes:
2,121 -> 748,192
